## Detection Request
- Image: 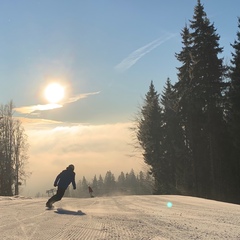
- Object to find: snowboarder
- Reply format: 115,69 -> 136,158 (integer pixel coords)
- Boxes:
88,186 -> 94,198
46,164 -> 76,208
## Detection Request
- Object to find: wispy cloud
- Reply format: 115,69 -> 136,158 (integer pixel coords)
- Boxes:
14,91 -> 100,115
115,33 -> 176,72
14,104 -> 62,114
65,91 -> 100,104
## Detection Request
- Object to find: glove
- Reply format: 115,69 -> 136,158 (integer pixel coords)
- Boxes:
54,184 -> 57,187
73,187 -> 76,190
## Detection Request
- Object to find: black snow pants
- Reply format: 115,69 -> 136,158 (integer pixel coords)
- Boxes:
46,188 -> 65,205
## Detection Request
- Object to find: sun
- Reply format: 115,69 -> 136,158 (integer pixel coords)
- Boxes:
44,83 -> 65,103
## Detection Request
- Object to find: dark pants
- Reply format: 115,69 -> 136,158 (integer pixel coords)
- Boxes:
46,188 -> 65,206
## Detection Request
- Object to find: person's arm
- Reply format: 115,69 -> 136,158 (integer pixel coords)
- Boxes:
72,172 -> 76,189
54,172 -> 62,187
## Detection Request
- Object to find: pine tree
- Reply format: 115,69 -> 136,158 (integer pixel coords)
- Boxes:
161,78 -> 191,194
128,169 -> 138,194
104,171 -> 115,195
81,176 -> 88,197
98,175 -> 104,195
175,22 -> 204,196
137,81 -> 163,193
174,0 -> 228,199
175,26 -> 196,195
229,17 -> 240,157
92,175 -> 98,195
175,26 -> 194,151
117,172 -> 126,192
175,25 -> 194,109
227,17 -> 240,201
189,0 -> 228,199
138,171 -> 152,194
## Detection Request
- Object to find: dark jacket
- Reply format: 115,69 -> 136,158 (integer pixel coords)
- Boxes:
54,167 -> 76,190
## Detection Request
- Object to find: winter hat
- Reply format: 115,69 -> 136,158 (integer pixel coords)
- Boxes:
68,164 -> 75,171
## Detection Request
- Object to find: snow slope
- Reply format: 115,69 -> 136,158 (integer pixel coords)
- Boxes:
0,195 -> 240,239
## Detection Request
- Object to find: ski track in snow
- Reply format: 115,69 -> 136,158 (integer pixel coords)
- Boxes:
0,195 -> 240,239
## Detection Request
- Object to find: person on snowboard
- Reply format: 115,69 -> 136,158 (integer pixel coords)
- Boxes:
46,164 -> 76,208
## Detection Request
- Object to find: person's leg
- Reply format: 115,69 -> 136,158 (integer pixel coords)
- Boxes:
46,188 -> 65,207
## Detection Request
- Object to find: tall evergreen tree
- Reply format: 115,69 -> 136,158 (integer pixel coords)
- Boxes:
175,26 -> 194,111
174,0 -> 229,200
161,78 -> 192,194
229,17 -> 240,156
138,171 -> 153,194
92,175 -> 98,195
81,176 -> 88,197
175,26 -> 196,195
127,169 -> 138,194
117,171 -> 126,191
227,17 -> 240,201
175,26 -> 194,151
173,26 -> 200,195
137,81 -> 163,193
98,175 -> 104,195
189,0 -> 228,199
104,171 -> 115,195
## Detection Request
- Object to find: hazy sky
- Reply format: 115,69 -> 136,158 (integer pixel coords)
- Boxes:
0,1 -> 239,196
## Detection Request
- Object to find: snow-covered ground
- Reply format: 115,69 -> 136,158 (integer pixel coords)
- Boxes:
0,195 -> 240,240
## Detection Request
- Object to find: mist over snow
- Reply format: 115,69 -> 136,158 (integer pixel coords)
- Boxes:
20,120 -> 143,197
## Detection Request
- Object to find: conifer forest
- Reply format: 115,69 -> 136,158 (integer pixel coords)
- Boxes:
136,1 -> 240,203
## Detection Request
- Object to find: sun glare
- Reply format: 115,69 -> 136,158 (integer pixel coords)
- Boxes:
44,83 -> 65,103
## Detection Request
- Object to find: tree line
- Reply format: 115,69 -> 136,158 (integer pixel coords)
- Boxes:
135,0 -> 240,203
0,101 -> 29,196
63,170 -> 154,198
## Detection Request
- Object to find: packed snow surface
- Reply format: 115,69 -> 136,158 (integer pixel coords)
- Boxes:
0,195 -> 240,239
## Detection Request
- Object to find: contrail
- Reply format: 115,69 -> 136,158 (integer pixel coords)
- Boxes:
115,33 -> 176,72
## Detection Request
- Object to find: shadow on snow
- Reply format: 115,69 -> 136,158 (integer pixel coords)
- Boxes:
54,208 -> 86,216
